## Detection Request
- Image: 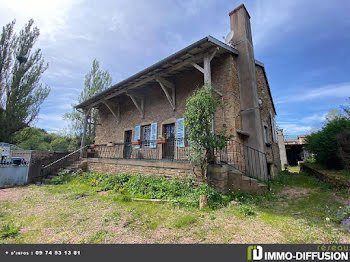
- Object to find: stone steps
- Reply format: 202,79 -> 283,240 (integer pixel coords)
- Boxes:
228,169 -> 268,194
208,164 -> 268,194
42,160 -> 86,184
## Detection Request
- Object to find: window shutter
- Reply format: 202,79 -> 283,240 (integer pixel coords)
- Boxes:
269,112 -> 277,143
134,125 -> 140,149
176,118 -> 185,148
150,122 -> 157,148
273,116 -> 278,143
269,112 -> 275,143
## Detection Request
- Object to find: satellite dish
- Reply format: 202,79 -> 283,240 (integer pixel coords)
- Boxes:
225,30 -> 234,45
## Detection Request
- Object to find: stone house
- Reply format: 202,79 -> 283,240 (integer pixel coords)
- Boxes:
75,4 -> 281,191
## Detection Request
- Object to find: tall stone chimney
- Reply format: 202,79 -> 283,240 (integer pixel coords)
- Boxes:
229,4 -> 264,153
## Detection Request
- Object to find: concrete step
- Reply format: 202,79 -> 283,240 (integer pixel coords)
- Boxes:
257,183 -> 268,194
226,165 -> 268,194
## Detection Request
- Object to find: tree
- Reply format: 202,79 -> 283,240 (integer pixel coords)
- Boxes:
184,85 -> 230,178
64,59 -> 112,146
305,107 -> 350,169
0,19 -> 50,142
12,127 -> 51,150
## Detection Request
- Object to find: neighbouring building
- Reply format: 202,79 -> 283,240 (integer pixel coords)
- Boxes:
284,135 -> 310,166
277,129 -> 288,168
75,4 -> 281,192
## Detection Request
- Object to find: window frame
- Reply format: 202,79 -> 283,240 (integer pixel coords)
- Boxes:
141,124 -> 151,148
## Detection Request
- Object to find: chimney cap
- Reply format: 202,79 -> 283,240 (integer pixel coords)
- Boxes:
228,4 -> 250,19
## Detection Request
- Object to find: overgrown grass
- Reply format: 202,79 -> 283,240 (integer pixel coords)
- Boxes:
51,171 -> 231,209
0,169 -> 348,243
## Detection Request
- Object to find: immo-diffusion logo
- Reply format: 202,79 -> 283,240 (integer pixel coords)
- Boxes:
247,245 -> 349,261
247,245 -> 263,261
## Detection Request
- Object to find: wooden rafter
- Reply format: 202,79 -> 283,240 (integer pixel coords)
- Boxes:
127,93 -> 144,118
155,76 -> 176,111
103,100 -> 120,123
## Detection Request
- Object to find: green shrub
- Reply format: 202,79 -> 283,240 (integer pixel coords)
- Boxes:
0,224 -> 20,238
55,171 -> 234,209
238,204 -> 256,216
305,117 -> 350,169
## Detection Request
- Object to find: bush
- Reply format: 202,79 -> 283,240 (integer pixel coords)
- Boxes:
305,117 -> 350,169
238,204 -> 256,216
0,224 -> 20,238
68,172 -> 230,209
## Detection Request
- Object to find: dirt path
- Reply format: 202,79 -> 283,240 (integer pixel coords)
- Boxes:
0,187 -> 26,202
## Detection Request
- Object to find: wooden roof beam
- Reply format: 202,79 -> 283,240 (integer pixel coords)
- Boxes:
155,75 -> 176,111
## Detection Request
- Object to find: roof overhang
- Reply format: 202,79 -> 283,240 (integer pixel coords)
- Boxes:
76,36 -> 239,109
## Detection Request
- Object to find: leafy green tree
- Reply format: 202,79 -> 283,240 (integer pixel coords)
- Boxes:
305,112 -> 350,169
184,85 -> 230,177
50,137 -> 70,151
12,127 -> 50,150
0,19 -> 50,142
64,59 -> 112,145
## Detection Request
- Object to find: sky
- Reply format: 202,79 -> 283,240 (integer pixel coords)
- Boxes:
0,0 -> 349,136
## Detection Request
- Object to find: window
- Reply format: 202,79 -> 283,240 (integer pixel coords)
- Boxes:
269,112 -> 277,143
141,124 -> 151,147
264,125 -> 269,144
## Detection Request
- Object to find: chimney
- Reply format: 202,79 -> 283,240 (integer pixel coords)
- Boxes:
229,4 -> 264,153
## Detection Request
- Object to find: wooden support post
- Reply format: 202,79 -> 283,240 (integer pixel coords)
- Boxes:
127,93 -> 144,118
80,108 -> 91,158
203,53 -> 211,86
155,76 -> 176,111
199,195 -> 208,209
103,100 -> 120,123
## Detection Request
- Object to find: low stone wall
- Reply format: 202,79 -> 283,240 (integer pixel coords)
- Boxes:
86,158 -> 200,179
300,163 -> 349,189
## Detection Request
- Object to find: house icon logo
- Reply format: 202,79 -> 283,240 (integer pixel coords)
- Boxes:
247,245 -> 263,261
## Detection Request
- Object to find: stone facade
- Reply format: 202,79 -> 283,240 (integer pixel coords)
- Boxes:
87,55 -> 281,180
81,4 -> 282,185
256,65 -> 281,176
95,54 -> 242,145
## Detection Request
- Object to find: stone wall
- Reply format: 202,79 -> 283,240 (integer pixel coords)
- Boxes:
86,158 -> 202,181
256,65 -> 281,176
95,54 -> 242,145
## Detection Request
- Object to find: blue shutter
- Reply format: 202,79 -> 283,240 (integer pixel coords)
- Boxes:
150,122 -> 157,148
176,118 -> 185,148
134,125 -> 140,149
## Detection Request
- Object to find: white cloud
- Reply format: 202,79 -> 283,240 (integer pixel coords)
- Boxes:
276,82 -> 350,104
277,123 -> 314,135
34,113 -> 69,132
0,0 -> 80,42
299,113 -> 327,124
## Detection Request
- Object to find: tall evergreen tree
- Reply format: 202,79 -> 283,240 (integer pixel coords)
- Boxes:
64,59 -> 112,145
0,19 -> 50,142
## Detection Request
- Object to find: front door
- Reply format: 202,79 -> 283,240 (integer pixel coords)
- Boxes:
123,130 -> 132,159
163,123 -> 175,159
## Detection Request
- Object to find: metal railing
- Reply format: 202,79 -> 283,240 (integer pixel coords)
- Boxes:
40,145 -> 89,178
88,139 -> 270,183
89,138 -> 190,161
217,140 -> 269,184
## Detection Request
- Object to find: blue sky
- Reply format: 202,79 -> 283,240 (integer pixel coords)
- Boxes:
1,0 -> 349,136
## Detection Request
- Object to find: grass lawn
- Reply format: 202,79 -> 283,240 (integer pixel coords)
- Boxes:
287,166 -> 300,173
0,170 -> 348,244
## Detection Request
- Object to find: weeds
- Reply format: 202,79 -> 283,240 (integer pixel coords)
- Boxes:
111,211 -> 121,225
173,215 -> 197,228
238,204 -> 256,216
0,224 -> 20,239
